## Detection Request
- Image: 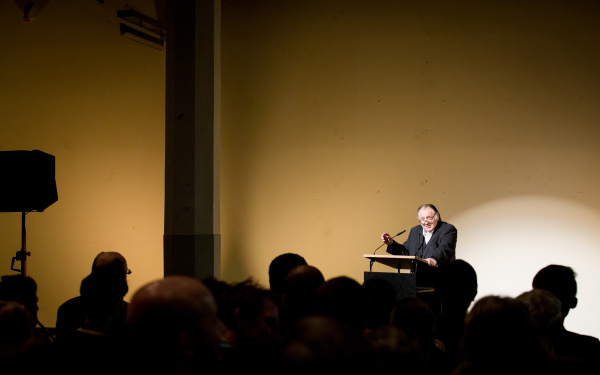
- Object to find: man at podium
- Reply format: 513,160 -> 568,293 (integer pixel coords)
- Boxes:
381,204 -> 457,267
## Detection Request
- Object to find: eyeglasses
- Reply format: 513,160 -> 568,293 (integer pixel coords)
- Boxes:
419,216 -> 437,224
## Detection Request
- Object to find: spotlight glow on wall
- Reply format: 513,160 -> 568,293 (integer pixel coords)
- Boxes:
452,195 -> 600,338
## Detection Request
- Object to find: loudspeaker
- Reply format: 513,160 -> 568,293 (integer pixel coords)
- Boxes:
0,149 -> 58,212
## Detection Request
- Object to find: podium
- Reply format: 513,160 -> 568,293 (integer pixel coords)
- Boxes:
364,254 -> 436,300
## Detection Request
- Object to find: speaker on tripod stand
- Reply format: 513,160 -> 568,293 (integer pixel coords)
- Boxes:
0,149 -> 58,276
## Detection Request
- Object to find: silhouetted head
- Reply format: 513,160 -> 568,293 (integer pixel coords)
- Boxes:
268,253 -> 307,298
532,264 -> 577,318
280,265 -> 325,330
0,275 -> 39,325
316,276 -> 369,333
82,251 -> 130,300
460,295 -> 548,372
217,278 -> 280,350
285,265 -> 325,295
92,251 -> 130,274
126,276 -> 224,372
201,276 -> 231,303
362,277 -> 397,328
434,259 -> 478,310
282,315 -> 376,374
390,297 -> 436,342
0,300 -> 34,347
516,288 -> 563,343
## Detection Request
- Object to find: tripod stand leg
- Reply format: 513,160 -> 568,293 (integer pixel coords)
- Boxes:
10,212 -> 29,276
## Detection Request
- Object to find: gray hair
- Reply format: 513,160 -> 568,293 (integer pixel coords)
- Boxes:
417,204 -> 440,220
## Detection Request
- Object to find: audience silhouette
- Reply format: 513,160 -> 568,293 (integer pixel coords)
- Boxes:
362,276 -> 397,330
390,296 -> 453,375
516,288 -> 588,374
55,251 -> 130,341
0,279 -> 53,374
515,288 -> 562,351
3,251 -> 600,375
452,295 -> 550,375
0,275 -> 42,335
531,264 -> 600,374
268,253 -> 307,308
279,264 -> 325,339
202,275 -> 231,302
52,252 -> 131,374
217,278 -> 282,374
432,259 -> 478,362
0,274 -> 55,345
0,300 -> 33,349
281,314 -> 379,374
124,275 -> 224,375
316,276 -> 369,335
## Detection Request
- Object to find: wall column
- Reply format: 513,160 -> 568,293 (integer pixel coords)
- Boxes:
164,0 -> 221,280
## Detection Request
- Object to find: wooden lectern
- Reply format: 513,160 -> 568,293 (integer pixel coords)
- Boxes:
364,254 -> 435,300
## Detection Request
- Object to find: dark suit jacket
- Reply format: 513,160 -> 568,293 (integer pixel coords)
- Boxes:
553,327 -> 600,374
386,221 -> 457,265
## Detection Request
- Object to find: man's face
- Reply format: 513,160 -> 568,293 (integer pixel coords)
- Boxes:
418,207 -> 439,233
242,296 -> 281,348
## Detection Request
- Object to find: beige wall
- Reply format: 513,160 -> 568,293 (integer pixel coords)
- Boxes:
219,0 -> 600,338
1,0 -> 599,338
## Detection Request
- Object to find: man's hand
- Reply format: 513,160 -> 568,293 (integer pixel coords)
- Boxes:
381,233 -> 393,245
425,258 -> 438,267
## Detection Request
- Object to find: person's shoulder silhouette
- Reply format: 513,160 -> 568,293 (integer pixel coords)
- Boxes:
532,264 -> 600,373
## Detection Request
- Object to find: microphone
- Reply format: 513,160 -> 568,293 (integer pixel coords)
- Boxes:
373,230 -> 406,254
